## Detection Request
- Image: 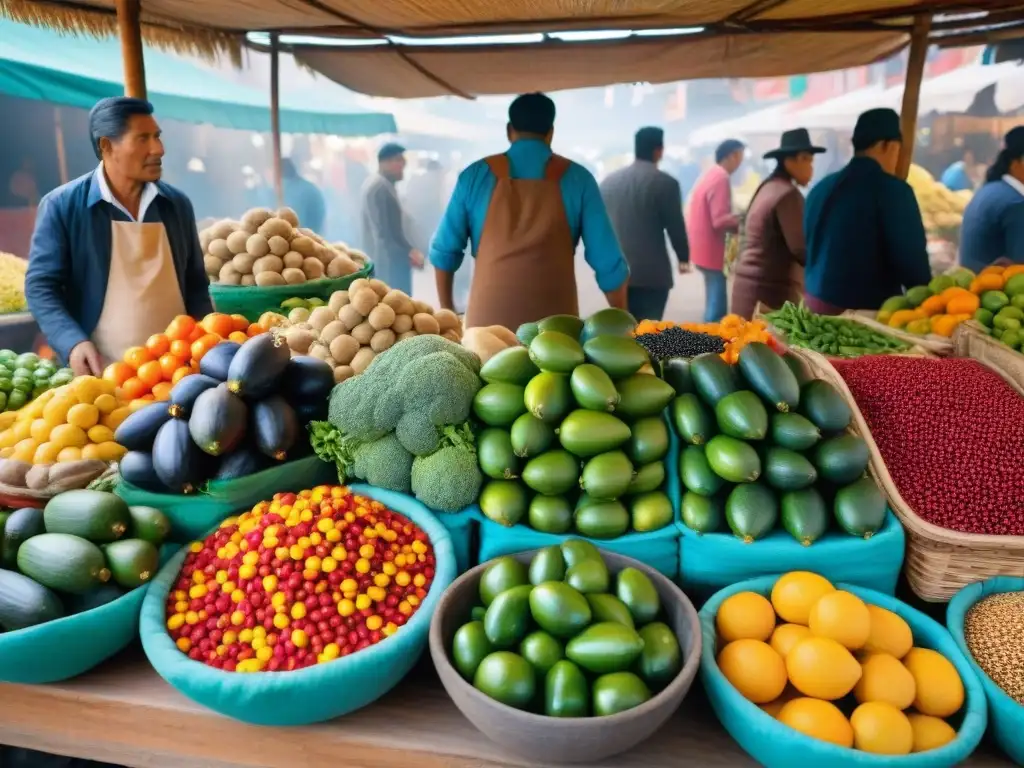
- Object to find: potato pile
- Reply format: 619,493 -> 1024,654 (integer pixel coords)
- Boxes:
201,207 -> 368,287
276,278 -> 462,383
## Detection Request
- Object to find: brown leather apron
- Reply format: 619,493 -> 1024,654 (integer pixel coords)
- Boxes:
464,153 -> 578,330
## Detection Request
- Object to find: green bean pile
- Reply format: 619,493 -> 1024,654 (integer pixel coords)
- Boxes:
765,302 -> 911,357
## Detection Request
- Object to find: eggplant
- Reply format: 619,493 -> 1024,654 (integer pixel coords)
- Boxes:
200,341 -> 242,382
118,452 -> 169,492
294,400 -> 329,425
189,384 -> 248,457
168,374 -> 220,419
152,419 -> 215,494
252,396 -> 299,461
113,402 -> 173,452
226,335 -> 290,400
281,356 -> 335,405
214,446 -> 273,481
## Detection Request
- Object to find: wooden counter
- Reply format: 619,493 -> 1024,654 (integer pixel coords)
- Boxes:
0,650 -> 1011,768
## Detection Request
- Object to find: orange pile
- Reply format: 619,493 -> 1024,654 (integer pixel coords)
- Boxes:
634,315 -> 777,364
103,313 -> 266,405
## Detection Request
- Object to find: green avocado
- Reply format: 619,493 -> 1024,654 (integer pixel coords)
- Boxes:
474,651 -> 536,710
452,620 -> 493,680
529,581 -> 592,638
528,546 -> 566,585
616,567 -> 660,625
528,495 -> 573,534
544,660 -> 590,717
566,622 -> 645,674
479,556 -> 530,606
780,487 -> 829,546
483,584 -> 533,648
524,372 -> 573,424
636,622 -> 683,691
592,672 -> 652,716
529,331 -> 585,374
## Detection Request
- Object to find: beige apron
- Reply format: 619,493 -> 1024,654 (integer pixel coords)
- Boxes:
464,154 -> 578,330
91,221 -> 185,365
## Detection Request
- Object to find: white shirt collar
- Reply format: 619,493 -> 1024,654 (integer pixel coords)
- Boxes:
1003,174 -> 1024,198
94,163 -> 161,223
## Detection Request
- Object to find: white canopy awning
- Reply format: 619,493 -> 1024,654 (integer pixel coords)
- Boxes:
687,104 -> 795,147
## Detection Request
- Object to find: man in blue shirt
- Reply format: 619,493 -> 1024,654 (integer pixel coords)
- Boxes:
430,93 -> 629,330
803,108 -> 931,314
959,127 -> 1024,271
940,146 -> 976,192
26,97 -> 211,374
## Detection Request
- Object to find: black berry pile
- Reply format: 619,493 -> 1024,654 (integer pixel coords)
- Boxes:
634,329 -> 726,361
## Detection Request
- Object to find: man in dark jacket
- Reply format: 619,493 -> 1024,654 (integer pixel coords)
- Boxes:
600,126 -> 690,321
803,108 -> 931,313
361,143 -> 423,295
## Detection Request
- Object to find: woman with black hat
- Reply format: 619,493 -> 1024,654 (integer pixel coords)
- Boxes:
731,128 -> 823,318
959,127 -> 1024,272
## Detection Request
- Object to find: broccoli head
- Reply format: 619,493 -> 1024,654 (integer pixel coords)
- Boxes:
394,351 -> 482,455
411,441 -> 483,513
351,433 -> 414,493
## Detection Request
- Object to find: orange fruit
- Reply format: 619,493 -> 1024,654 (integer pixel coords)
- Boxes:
231,314 -> 250,332
123,346 -> 153,369
247,323 -> 264,337
145,333 -> 170,358
136,360 -> 163,388
169,339 -> 191,359
166,315 -> 197,341
201,312 -> 234,338
140,394 -> 156,402
228,331 -> 248,343
188,326 -> 205,343
121,377 -> 148,400
103,361 -> 134,386
171,366 -> 192,385
151,381 -> 173,401
159,353 -> 184,379
191,333 -> 221,362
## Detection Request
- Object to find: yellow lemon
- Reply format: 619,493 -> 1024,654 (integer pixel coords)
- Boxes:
32,441 -> 61,465
67,403 -> 100,430
808,590 -> 871,650
50,423 -> 88,450
853,652 -> 916,709
777,698 -> 853,747
0,427 -> 17,450
42,395 -> 74,426
786,636 -> 862,700
716,591 -> 777,643
907,713 -> 957,752
850,702 -> 913,755
771,571 -> 835,625
863,604 -> 913,659
903,648 -> 964,718
10,438 -> 38,464
717,639 -> 787,704
91,441 -> 126,462
93,394 -> 118,415
56,446 -> 82,462
0,411 -> 16,431
101,407 -> 131,431
87,425 -> 115,444
29,418 -> 52,444
770,623 -> 812,659
10,420 -> 32,443
759,685 -> 801,718
71,376 -> 103,404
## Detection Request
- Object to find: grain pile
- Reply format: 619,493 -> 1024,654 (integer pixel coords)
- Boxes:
964,591 -> 1024,703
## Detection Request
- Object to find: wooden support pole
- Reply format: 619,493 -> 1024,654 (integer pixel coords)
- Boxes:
897,14 -> 931,180
270,32 -> 284,207
115,0 -> 147,99
54,107 -> 69,186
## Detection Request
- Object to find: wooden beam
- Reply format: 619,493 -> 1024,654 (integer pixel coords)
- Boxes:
270,32 -> 284,207
115,0 -> 146,99
897,14 -> 931,180
53,107 -> 68,186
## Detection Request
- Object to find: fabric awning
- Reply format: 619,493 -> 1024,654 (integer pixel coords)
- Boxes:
687,104 -> 799,146
294,31 -> 906,99
0,20 -> 396,135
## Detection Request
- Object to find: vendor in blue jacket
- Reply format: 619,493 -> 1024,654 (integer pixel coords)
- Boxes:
803,108 -> 932,314
959,127 -> 1024,273
26,97 -> 212,375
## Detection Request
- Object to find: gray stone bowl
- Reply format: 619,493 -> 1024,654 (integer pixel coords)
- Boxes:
428,547 -> 702,764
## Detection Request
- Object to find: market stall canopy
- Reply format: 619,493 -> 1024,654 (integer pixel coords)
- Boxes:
687,103 -> 798,146
798,61 -> 1024,130
0,19 -> 396,135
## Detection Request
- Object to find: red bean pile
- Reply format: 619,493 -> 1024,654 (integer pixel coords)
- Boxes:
832,356 -> 1024,536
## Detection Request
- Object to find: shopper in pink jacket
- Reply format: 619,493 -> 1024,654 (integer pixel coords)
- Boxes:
687,139 -> 745,322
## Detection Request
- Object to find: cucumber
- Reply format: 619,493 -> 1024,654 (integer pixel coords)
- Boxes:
680,445 -> 725,497
661,358 -> 694,395
814,434 -> 870,484
127,505 -> 171,546
737,342 -> 800,413
763,446 -> 818,491
2,507 -> 45,568
770,412 -> 821,451
834,477 -> 887,539
681,491 -> 723,534
17,533 -> 111,594
0,568 -> 64,630
781,488 -> 829,546
799,379 -> 852,432
780,353 -> 809,386
715,390 -> 768,441
43,489 -> 131,544
103,538 -> 160,588
725,483 -> 778,543
689,352 -> 740,406
671,393 -> 716,446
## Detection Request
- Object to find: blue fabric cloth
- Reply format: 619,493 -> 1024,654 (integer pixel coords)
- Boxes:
428,138 -> 629,292
25,171 -> 213,364
435,507 -> 480,574
940,161 -> 973,192
959,179 -> 1024,272
700,576 -> 988,768
698,267 -> 727,322
948,577 -> 1024,766
804,156 -> 931,311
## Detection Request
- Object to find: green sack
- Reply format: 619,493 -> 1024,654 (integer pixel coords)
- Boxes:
0,545 -> 177,684
114,455 -> 337,543
209,261 -> 374,321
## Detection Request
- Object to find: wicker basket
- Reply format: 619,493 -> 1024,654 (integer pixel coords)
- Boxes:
953,321 -> 1024,393
790,347 -> 1024,603
841,310 -> 954,356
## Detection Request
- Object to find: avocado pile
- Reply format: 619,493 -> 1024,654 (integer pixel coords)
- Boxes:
471,309 -> 676,538
0,350 -> 73,413
972,273 -> 1024,350
115,334 -> 335,494
0,489 -> 169,633
452,542 -> 682,716
672,343 -> 887,544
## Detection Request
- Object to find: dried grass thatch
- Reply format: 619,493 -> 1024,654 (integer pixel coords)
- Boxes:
0,0 -> 244,67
